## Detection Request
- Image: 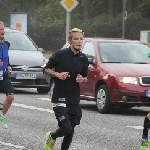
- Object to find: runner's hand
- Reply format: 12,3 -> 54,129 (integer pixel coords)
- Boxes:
0,60 -> 3,67
147,113 -> 150,120
76,74 -> 84,83
56,72 -> 70,80
8,66 -> 12,75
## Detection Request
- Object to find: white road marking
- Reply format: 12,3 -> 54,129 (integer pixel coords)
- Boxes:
127,126 -> 143,129
2,98 -> 53,149
12,103 -> 54,113
37,98 -> 51,101
0,141 -> 25,149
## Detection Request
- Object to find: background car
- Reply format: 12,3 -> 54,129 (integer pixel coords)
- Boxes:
4,27 -> 50,94
63,38 -> 150,113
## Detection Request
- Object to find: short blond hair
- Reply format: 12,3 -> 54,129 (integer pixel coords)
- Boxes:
68,28 -> 84,40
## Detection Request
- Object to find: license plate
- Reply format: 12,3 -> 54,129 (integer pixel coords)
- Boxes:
145,90 -> 150,97
15,73 -> 36,79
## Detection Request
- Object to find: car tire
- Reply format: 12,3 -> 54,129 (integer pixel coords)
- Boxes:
96,85 -> 112,114
37,87 -> 50,94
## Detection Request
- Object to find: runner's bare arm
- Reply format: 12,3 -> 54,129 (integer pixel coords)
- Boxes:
44,68 -> 58,77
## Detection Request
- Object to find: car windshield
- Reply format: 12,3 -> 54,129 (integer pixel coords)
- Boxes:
4,32 -> 38,50
99,42 -> 150,64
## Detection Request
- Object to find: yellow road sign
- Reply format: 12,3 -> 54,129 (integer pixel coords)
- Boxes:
65,0 -> 74,8
60,0 -> 79,12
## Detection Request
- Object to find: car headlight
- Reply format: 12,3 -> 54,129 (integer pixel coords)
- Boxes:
41,64 -> 46,68
118,77 -> 138,85
41,57 -> 48,68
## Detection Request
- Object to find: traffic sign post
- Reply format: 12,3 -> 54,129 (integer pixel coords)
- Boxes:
66,12 -> 70,41
60,0 -> 79,41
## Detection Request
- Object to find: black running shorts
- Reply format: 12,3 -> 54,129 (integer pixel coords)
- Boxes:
0,75 -> 14,95
53,104 -> 82,126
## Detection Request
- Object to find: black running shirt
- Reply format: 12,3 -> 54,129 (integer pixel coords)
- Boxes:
47,47 -> 88,105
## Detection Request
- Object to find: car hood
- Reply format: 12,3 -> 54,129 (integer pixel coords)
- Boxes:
103,63 -> 150,76
9,50 -> 45,66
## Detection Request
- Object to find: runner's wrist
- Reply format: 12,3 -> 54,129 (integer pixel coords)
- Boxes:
82,77 -> 87,83
54,72 -> 58,77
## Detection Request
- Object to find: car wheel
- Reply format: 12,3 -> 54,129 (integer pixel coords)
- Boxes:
96,85 -> 112,114
37,87 -> 50,94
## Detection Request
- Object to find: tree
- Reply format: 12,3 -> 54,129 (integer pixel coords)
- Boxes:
108,0 -> 114,16
82,0 -> 91,20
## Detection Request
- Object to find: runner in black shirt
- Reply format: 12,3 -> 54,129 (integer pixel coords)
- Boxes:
43,28 -> 88,150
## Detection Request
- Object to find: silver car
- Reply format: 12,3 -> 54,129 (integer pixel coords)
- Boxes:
4,27 -> 50,93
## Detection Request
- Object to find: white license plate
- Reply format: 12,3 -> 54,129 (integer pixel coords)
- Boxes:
145,90 -> 150,97
15,73 -> 36,79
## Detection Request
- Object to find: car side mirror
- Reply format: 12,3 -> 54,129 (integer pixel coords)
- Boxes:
148,53 -> 150,58
88,57 -> 95,66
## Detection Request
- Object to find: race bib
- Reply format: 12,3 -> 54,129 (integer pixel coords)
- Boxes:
0,70 -> 3,80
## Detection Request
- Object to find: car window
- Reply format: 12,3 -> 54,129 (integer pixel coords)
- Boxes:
99,42 -> 150,63
82,41 -> 95,62
4,32 -> 38,51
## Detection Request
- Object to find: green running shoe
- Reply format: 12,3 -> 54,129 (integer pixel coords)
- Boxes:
140,139 -> 150,150
44,131 -> 55,150
0,114 -> 8,129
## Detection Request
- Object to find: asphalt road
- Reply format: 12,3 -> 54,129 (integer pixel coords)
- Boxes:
0,88 -> 150,150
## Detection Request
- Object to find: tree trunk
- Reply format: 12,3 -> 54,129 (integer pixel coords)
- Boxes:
127,0 -> 133,13
108,0 -> 114,16
82,0 -> 91,20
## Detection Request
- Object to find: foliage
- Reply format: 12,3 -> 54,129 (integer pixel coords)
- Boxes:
135,0 -> 150,18
0,0 -> 150,50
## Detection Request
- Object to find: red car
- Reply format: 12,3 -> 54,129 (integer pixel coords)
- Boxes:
62,38 -> 150,113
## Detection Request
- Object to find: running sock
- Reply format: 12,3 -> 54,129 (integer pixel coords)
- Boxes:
50,132 -> 56,140
142,135 -> 148,139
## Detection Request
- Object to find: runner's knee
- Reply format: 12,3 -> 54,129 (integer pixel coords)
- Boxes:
61,122 -> 72,136
6,94 -> 14,102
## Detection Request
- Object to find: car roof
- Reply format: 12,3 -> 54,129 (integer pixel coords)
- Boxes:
4,27 -> 24,33
63,37 -> 146,48
83,37 -> 144,44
